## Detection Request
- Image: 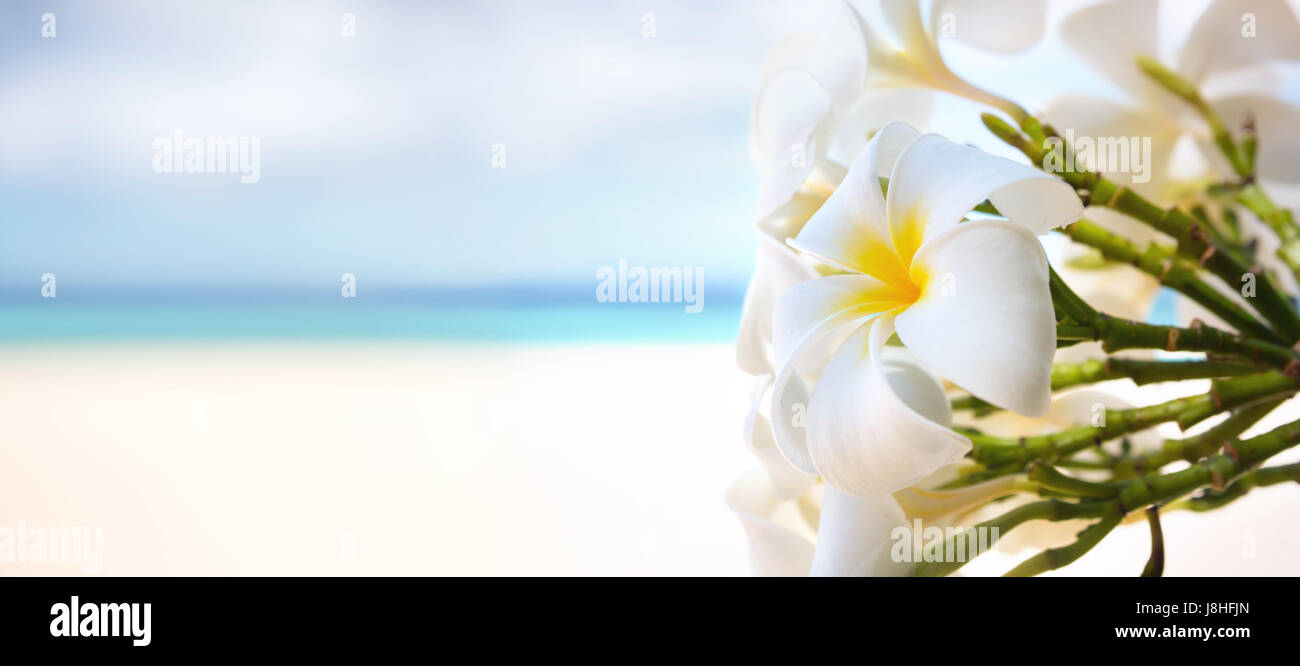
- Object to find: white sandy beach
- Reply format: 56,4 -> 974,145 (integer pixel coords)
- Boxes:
1,342 -> 1296,576
0,342 -> 758,575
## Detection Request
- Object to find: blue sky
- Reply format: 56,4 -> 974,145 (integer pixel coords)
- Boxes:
1,0 -> 792,294
2,0 -> 1288,298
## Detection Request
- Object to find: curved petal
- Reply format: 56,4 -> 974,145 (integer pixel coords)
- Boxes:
808,486 -> 911,576
885,134 -> 1083,259
824,89 -> 934,169
772,273 -> 914,367
791,122 -> 922,284
1058,0 -> 1162,100
751,72 -> 834,220
931,0 -> 1046,53
726,470 -> 815,576
845,0 -> 930,88
805,313 -> 971,496
769,308 -> 876,475
737,238 -> 821,375
753,3 -> 869,117
896,220 -> 1055,416
749,2 -> 871,219
878,0 -> 931,57
755,183 -> 834,239
1177,0 -> 1300,85
744,375 -> 817,500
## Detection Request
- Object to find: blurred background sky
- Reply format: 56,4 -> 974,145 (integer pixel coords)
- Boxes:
1,0 -> 1295,336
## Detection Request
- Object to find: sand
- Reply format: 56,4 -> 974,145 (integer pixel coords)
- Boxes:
1,341 -> 1295,576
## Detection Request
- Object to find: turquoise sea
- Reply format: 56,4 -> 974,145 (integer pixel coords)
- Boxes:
0,290 -> 744,343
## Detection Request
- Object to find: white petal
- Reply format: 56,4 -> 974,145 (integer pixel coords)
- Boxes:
824,89 -> 934,169
770,307 -> 875,475
805,314 -> 971,496
931,0 -> 1046,53
877,0 -> 932,57
1058,0 -> 1161,100
726,470 -> 815,576
808,486 -> 910,577
885,134 -> 1083,255
1210,94 -> 1300,183
845,0 -> 928,88
772,274 -> 912,368
744,375 -> 817,500
791,122 -> 922,283
1177,0 -> 1300,85
737,238 -> 821,375
750,2 -> 871,219
753,4 -> 869,117
751,72 -> 834,220
896,220 -> 1055,416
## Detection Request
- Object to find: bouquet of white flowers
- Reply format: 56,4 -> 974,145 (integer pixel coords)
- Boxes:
730,0 -> 1300,576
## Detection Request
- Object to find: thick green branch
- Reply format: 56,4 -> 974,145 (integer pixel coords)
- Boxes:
935,420 -> 1300,576
962,372 -> 1299,467
952,358 -> 1260,415
1112,398 -> 1285,478
1173,462 -> 1300,511
1027,463 -> 1123,498
1058,314 -> 1300,370
1062,219 -> 1281,343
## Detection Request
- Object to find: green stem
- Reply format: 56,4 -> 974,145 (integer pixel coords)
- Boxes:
944,420 -> 1300,576
963,372 -> 1299,467
1060,315 -> 1300,370
1135,55 -> 1250,177
1004,510 -> 1123,577
1140,506 -> 1164,577
1049,264 -> 1098,325
1112,398 -> 1285,478
1063,219 -> 1281,343
1027,463 -> 1123,498
1172,462 -> 1300,511
953,358 -> 1261,415
1237,183 -> 1300,279
913,499 -> 1113,577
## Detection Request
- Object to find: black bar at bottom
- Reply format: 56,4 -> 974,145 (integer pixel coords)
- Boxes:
0,577 -> 1291,653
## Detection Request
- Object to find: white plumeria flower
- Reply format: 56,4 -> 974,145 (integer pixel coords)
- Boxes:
770,122 -> 1082,496
732,342 -> 994,576
751,0 -> 1046,223
1045,0 -> 1300,198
